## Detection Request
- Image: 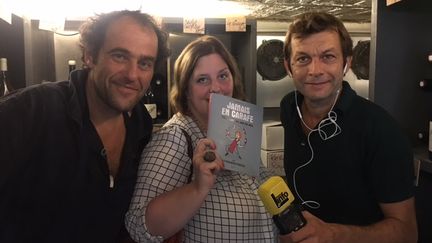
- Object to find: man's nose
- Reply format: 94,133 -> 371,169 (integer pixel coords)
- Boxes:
308,58 -> 324,76
126,63 -> 139,81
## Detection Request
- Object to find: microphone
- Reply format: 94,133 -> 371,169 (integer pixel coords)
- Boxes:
258,176 -> 306,235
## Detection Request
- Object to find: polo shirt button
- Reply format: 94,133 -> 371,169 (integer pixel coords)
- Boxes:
300,142 -> 305,146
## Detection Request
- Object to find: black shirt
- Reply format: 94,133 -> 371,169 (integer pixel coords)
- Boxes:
0,70 -> 153,242
280,81 -> 415,225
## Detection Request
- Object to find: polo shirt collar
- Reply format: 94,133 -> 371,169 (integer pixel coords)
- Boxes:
334,81 -> 357,115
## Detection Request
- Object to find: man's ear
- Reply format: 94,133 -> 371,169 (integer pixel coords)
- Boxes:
344,56 -> 353,75
84,51 -> 95,68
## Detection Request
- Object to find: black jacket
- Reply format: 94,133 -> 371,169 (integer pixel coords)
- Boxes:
0,70 -> 153,242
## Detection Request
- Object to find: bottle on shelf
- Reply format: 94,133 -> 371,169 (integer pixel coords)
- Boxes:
418,79 -> 432,90
68,59 -> 76,79
143,87 -> 157,121
154,77 -> 163,120
0,57 -> 8,96
429,121 -> 432,160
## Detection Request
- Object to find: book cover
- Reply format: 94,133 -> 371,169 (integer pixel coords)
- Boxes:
207,93 -> 263,176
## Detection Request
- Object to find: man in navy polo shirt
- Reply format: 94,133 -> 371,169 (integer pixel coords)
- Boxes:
280,11 -> 417,243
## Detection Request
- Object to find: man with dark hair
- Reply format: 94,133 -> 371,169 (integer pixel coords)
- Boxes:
280,12 -> 417,242
0,10 -> 169,242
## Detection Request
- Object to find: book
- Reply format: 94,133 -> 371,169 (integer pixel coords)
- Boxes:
207,93 -> 263,176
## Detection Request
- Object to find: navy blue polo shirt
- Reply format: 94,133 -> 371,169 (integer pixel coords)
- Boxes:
280,81 -> 414,225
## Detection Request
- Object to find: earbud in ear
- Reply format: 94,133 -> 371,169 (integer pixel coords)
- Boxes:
343,63 -> 348,75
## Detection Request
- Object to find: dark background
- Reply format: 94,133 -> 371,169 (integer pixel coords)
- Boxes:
1,1 -> 432,241
371,0 -> 432,242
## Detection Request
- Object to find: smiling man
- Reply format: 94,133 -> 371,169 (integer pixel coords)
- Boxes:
279,12 -> 417,243
0,10 -> 169,242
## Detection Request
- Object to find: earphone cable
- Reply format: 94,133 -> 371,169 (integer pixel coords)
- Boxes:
292,89 -> 342,209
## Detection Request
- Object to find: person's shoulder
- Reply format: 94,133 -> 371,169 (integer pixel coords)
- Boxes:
352,96 -> 394,120
350,95 -> 404,135
154,116 -> 189,140
26,80 -> 69,91
144,120 -> 191,155
165,113 -> 196,132
0,81 -> 75,121
342,83 -> 379,113
158,114 -> 199,143
156,123 -> 183,136
1,81 -> 70,104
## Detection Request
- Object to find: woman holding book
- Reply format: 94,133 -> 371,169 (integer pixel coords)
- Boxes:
125,35 -> 277,242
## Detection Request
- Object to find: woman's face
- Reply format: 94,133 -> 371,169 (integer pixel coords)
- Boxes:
187,53 -> 234,126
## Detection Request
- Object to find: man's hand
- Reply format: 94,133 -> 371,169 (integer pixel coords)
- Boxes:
280,211 -> 335,243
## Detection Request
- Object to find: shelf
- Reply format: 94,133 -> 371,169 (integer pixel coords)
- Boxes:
413,147 -> 432,174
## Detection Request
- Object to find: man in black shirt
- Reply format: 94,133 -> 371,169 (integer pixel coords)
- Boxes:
280,12 -> 417,243
0,10 -> 169,242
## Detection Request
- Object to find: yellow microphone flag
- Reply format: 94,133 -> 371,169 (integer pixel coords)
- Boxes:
258,176 -> 296,215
